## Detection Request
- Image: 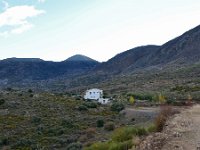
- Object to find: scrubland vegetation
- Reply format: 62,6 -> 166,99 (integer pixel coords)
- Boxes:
0,85 -> 198,150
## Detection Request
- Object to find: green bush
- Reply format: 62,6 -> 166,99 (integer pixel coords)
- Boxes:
84,140 -> 133,150
84,142 -> 109,150
0,137 -> 9,146
0,99 -> 5,105
31,116 -> 41,125
66,142 -> 82,150
78,105 -> 88,111
110,102 -> 125,112
127,93 -> 153,101
136,127 -> 147,136
61,119 -> 74,128
6,87 -> 12,91
13,138 -> 35,148
112,126 -> 148,142
28,89 -> 33,93
104,122 -> 115,131
96,119 -> 104,128
146,124 -> 156,133
109,140 -> 133,150
112,127 -> 136,142
85,125 -> 154,150
84,102 -> 98,108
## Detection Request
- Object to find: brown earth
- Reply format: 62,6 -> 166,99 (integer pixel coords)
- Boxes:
138,105 -> 200,150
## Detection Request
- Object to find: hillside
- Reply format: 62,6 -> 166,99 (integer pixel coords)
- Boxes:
94,25 -> 200,74
0,56 -> 99,85
0,25 -> 200,90
94,45 -> 160,74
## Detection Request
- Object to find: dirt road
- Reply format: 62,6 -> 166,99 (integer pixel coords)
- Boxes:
138,105 -> 200,150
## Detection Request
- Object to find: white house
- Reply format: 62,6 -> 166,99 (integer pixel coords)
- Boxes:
84,88 -> 110,104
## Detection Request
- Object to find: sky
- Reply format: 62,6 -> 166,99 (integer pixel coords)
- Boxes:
0,0 -> 200,62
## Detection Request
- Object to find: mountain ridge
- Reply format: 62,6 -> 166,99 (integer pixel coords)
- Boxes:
0,24 -> 200,88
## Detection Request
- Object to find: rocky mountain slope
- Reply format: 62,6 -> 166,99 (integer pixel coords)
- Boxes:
0,24 -> 200,88
0,55 -> 99,85
94,25 -> 200,74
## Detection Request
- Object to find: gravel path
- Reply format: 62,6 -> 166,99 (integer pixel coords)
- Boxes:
138,105 -> 200,150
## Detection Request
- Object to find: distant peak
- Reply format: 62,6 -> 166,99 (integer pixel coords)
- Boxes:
66,54 -> 98,62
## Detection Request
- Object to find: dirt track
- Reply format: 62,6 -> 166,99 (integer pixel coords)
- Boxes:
138,105 -> 200,150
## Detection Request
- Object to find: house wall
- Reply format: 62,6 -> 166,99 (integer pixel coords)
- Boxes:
98,98 -> 110,104
84,89 -> 103,100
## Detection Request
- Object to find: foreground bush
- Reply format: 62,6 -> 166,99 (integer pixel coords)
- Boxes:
84,140 -> 132,150
85,125 -> 154,150
111,126 -> 148,142
154,105 -> 178,132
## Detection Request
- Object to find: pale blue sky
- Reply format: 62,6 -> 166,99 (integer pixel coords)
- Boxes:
0,0 -> 200,62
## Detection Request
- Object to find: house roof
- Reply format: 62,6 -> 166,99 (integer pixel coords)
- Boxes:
86,88 -> 102,92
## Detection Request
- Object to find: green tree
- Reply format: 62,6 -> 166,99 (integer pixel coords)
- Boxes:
129,96 -> 135,105
158,93 -> 166,104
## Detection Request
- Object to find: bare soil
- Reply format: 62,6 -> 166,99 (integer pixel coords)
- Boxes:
138,105 -> 200,150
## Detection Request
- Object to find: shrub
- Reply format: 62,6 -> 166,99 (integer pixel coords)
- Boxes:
85,125 -> 153,150
13,138 -> 35,148
129,96 -> 135,105
112,126 -> 138,142
84,142 -> 109,150
31,116 -> 41,125
85,140 -> 133,150
0,137 -> 9,146
75,97 -> 81,100
110,102 -> 125,112
154,105 -> 175,132
28,89 -> 33,93
61,119 -> 74,128
84,102 -> 98,108
96,119 -> 104,128
66,142 -> 82,150
104,122 -> 115,131
146,124 -> 156,133
78,105 -> 88,111
166,99 -> 175,105
6,87 -> 12,91
112,126 -> 148,143
109,140 -> 133,150
136,127 -> 147,136
154,114 -> 166,132
85,128 -> 96,138
0,99 -> 5,105
127,93 -> 153,101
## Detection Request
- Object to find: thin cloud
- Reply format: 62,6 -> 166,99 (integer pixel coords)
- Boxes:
38,0 -> 46,3
11,22 -> 34,34
2,0 -> 9,10
0,5 -> 45,37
